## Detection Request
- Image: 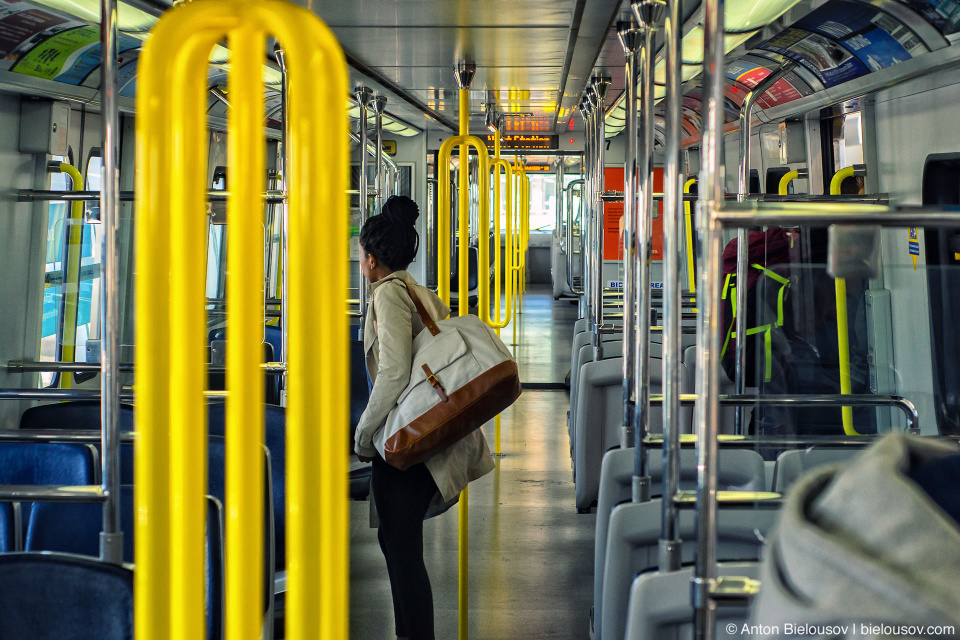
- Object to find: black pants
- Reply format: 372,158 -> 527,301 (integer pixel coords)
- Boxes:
371,455 -> 438,640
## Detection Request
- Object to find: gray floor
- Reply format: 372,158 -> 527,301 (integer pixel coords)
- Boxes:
505,285 -> 578,385
350,290 -> 594,639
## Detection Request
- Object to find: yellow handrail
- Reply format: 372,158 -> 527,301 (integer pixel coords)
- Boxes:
58,163 -> 85,388
134,4 -> 349,640
830,165 -> 858,436
436,84 -> 492,640
683,177 -> 697,293
490,133 -> 514,457
779,170 -> 799,196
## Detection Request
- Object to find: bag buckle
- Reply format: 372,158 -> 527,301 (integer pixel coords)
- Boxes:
422,364 -> 449,403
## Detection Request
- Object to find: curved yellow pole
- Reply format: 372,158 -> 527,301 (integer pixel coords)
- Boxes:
437,86 -> 492,640
135,4 -> 350,640
830,165 -> 858,436
683,177 -> 697,293
58,163 -> 85,389
778,170 -> 799,196
490,136 -> 514,457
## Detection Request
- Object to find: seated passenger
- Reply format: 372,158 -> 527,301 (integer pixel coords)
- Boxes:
354,195 -> 494,640
749,434 -> 960,639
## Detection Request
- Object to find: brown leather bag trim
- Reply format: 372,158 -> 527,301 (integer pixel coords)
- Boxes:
422,363 -> 449,403
384,360 -> 522,471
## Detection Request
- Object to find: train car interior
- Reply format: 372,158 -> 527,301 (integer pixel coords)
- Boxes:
0,0 -> 959,638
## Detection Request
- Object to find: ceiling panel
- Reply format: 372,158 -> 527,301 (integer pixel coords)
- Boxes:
303,0 -> 577,28
375,67 -> 563,92
331,26 -> 570,68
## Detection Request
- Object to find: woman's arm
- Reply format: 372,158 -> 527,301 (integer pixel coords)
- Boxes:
354,284 -> 413,458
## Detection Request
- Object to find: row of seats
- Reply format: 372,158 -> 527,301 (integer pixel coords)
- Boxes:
568,315 -> 878,639
2,328 -> 373,640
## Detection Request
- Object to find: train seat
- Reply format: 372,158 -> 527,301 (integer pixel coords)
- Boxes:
207,436 -> 274,637
593,449 -> 766,640
599,502 -> 772,640
0,552 -> 134,640
19,400 -> 135,431
574,354 -> 685,511
623,562 -> 760,640
569,340 -> 624,447
25,487 -> 224,640
207,328 -> 281,405
772,447 -> 861,493
0,442 -> 100,548
0,504 -> 15,553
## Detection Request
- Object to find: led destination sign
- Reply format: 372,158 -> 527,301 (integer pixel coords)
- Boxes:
485,134 -> 558,150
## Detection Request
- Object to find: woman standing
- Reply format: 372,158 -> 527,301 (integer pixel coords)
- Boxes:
354,195 -> 494,640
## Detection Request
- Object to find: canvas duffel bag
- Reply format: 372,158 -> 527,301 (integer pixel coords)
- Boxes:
374,281 -> 521,470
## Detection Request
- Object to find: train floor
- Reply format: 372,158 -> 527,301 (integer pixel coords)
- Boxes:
349,285 -> 594,639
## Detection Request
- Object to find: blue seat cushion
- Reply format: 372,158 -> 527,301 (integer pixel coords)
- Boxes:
0,553 -> 134,640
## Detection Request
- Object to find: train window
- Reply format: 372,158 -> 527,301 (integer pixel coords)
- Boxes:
38,164 -> 70,387
75,154 -> 104,363
207,166 -> 227,299
922,155 -> 960,435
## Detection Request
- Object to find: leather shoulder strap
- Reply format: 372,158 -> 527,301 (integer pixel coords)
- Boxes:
394,280 -> 441,336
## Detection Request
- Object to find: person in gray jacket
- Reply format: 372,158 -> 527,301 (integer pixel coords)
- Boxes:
749,434 -> 960,640
354,196 -> 494,640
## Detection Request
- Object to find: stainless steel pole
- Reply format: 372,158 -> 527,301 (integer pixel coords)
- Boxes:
580,100 -> 593,327
734,62 -> 793,433
618,19 -> 642,451
355,85 -> 372,341
373,94 -> 386,211
593,77 -> 611,361
275,47 -> 290,403
659,0 -> 683,574
556,158 -> 565,280
631,0 -> 665,502
695,0 -> 726,630
98,0 -> 122,565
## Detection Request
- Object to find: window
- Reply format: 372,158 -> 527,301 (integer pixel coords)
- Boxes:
74,154 -> 104,363
39,166 -> 70,387
207,167 -> 227,299
496,173 -> 581,233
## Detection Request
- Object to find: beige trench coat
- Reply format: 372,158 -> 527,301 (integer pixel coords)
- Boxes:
353,270 -> 494,502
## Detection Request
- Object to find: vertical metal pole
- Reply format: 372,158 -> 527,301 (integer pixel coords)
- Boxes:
695,0 -> 725,630
99,0 -> 122,565
355,86 -> 372,341
618,19 -> 642,451
373,94 -> 386,211
275,47 -> 290,397
631,0 -> 664,502
658,0 -> 683,574
580,101 -> 593,327
592,78 -> 610,361
556,157 -> 565,259
733,63 -> 793,433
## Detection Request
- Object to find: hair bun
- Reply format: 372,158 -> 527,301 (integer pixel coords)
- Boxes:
380,195 -> 419,228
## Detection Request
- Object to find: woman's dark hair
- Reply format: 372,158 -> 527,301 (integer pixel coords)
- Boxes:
359,195 -> 420,270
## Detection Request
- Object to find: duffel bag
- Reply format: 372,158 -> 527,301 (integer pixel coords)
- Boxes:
374,281 -> 521,470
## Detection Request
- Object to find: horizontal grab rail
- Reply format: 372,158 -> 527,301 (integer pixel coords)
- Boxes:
673,490 -> 782,508
0,430 -> 135,443
9,361 -> 286,374
18,189 -> 364,203
0,389 -> 229,401
716,203 -> 960,228
646,393 -> 919,433
0,485 -> 107,503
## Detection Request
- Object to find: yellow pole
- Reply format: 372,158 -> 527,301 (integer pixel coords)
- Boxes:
457,87 -> 469,640
135,5 -> 349,640
830,165 -> 858,436
58,163 -> 85,388
778,170 -> 799,196
683,177 -> 697,293
490,135 -> 516,456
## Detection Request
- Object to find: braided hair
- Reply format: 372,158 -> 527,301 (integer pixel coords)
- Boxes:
358,195 -> 420,271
